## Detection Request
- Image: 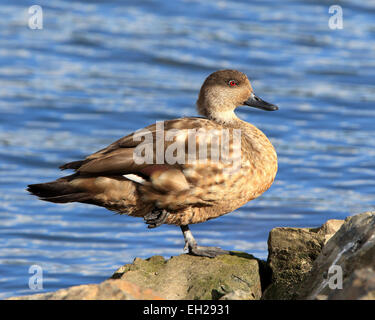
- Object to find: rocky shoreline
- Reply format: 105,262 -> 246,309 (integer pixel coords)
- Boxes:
8,211 -> 375,300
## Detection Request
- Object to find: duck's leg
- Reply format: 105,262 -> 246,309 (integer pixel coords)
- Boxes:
144,208 -> 170,229
180,225 -> 229,258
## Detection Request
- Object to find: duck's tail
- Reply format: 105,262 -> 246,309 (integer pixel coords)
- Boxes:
27,175 -> 92,204
27,174 -> 149,216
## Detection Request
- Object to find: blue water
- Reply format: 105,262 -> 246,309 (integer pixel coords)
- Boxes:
0,0 -> 374,299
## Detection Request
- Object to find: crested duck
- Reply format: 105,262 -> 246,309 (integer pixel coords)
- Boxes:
28,69 -> 278,258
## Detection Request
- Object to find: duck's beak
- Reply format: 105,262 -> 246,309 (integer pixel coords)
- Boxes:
243,93 -> 278,111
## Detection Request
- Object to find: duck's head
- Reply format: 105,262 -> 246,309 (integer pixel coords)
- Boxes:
196,69 -> 278,123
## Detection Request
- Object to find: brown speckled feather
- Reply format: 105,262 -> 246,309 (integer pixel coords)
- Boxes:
54,117 -> 277,225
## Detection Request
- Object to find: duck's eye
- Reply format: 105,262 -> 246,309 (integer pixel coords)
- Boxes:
228,80 -> 238,87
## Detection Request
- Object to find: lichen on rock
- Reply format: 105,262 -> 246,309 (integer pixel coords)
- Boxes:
112,252 -> 263,300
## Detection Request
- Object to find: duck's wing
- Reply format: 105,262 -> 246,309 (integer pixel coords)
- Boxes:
60,117 -> 217,175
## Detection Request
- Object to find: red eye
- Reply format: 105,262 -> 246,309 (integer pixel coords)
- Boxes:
228,80 -> 237,87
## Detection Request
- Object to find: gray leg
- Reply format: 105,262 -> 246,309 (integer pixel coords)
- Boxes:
180,225 -> 229,258
144,208 -> 170,228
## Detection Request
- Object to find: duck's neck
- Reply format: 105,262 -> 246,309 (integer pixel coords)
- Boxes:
208,109 -> 239,125
198,102 -> 240,125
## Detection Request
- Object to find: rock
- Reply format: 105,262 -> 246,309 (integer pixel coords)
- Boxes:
262,219 -> 344,299
219,289 -> 254,300
317,219 -> 346,244
111,252 -> 262,300
327,268 -> 375,300
297,211 -> 375,300
7,279 -> 163,300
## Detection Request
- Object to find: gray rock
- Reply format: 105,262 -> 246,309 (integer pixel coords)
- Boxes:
262,219 -> 344,300
297,211 -> 375,300
327,267 -> 375,300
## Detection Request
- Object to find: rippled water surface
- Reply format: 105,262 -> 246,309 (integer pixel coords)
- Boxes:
1,0 -> 375,298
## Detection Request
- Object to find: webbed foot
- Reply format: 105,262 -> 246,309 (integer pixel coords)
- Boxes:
144,208 -> 170,228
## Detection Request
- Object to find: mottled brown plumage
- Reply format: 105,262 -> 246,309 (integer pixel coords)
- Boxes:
28,69 -> 278,257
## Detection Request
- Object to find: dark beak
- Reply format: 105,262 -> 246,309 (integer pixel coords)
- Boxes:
243,94 -> 278,111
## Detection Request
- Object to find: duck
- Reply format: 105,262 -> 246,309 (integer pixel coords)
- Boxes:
27,69 -> 278,258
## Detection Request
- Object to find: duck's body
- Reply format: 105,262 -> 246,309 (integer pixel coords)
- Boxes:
28,70 -> 278,257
